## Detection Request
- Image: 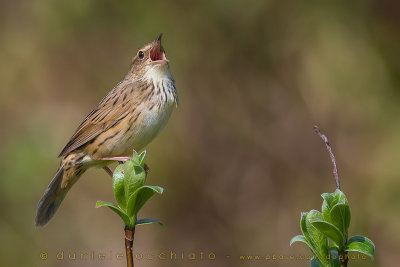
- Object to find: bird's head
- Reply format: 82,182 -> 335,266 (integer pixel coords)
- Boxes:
130,33 -> 170,79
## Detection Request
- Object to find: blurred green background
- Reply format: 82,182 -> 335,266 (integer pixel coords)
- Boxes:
1,0 -> 399,266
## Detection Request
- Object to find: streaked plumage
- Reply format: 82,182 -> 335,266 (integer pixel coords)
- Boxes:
35,34 -> 177,226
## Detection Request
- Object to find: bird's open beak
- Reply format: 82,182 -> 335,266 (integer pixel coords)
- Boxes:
150,33 -> 167,62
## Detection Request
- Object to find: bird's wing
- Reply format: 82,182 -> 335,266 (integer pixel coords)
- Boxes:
58,81 -> 139,157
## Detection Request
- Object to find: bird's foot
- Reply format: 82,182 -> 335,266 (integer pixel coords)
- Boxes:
144,163 -> 150,175
103,166 -> 113,178
100,157 -> 150,177
100,157 -> 132,178
100,156 -> 133,162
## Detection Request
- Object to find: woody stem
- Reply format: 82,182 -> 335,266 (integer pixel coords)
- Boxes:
313,125 -> 341,190
125,226 -> 135,267
339,250 -> 348,267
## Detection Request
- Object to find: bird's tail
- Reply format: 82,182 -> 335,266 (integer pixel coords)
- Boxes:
35,164 -> 86,227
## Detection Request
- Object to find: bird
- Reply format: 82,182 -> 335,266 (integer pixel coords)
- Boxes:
35,34 -> 178,227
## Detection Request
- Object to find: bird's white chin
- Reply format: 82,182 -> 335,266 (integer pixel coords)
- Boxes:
143,62 -> 172,83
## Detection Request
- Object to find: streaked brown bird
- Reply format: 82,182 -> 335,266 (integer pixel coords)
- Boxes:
35,34 -> 178,226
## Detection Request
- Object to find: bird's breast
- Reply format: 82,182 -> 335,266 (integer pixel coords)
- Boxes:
85,72 -> 177,161
128,98 -> 175,151
105,78 -> 176,156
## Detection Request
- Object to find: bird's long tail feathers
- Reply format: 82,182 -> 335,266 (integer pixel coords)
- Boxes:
35,166 -> 85,227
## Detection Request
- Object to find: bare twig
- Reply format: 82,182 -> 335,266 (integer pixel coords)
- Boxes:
103,166 -> 113,177
313,125 -> 340,190
314,125 -> 348,266
125,226 -> 135,267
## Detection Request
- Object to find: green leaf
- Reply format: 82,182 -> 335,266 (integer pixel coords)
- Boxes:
321,192 -> 334,222
290,235 -> 310,246
123,160 -> 146,204
346,236 -> 375,260
136,218 -> 163,226
126,185 -> 164,217
113,164 -> 127,210
310,220 -> 345,249
330,242 -> 340,250
310,257 -> 322,267
321,190 -> 345,214
138,150 -> 147,166
321,190 -> 351,236
305,210 -> 330,266
300,212 -> 309,239
297,212 -> 329,266
300,212 -> 322,259
330,202 -> 351,237
329,250 -> 341,267
96,200 -> 132,227
112,154 -> 147,212
131,150 -> 141,165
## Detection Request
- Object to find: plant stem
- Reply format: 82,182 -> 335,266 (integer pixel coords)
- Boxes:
125,226 -> 135,267
313,125 -> 341,190
339,250 -> 348,267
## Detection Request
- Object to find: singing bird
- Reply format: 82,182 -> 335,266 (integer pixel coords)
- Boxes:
35,34 -> 178,226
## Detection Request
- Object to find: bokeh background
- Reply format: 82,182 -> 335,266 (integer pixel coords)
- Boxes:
1,0 -> 399,266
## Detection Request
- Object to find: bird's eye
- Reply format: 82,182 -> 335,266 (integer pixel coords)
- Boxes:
138,51 -> 145,59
